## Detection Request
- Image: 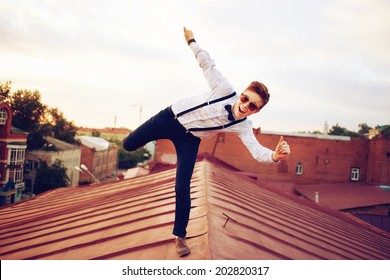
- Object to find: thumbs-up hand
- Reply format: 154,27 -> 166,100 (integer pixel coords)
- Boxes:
272,136 -> 291,161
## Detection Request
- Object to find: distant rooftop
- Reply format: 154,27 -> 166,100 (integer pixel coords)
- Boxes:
0,158 -> 389,260
262,130 -> 351,141
76,135 -> 110,151
295,183 -> 390,210
45,137 -> 80,151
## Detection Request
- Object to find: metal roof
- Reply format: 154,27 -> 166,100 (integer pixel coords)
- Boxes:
0,159 -> 389,260
295,183 -> 390,210
76,135 -> 110,151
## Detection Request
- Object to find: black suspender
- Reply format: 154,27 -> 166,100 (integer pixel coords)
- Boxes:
174,92 -> 237,118
174,92 -> 247,133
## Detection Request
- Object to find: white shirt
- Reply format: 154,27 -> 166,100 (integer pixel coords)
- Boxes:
171,42 -> 274,163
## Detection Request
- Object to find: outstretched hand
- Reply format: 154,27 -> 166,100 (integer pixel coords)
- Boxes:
183,27 -> 194,42
272,136 -> 291,161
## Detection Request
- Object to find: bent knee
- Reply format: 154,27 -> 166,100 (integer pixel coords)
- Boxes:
122,136 -> 138,151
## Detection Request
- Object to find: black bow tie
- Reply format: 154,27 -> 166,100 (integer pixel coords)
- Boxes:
224,104 -> 235,121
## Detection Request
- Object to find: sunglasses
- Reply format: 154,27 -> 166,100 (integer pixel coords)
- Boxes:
240,93 -> 261,111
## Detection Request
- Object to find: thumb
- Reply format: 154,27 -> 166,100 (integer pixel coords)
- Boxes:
278,136 -> 284,144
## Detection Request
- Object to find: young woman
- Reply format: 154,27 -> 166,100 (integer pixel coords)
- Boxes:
123,27 -> 291,257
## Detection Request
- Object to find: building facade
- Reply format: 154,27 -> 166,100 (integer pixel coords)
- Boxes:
24,137 -> 82,194
154,129 -> 390,186
77,136 -> 118,184
0,103 -> 28,206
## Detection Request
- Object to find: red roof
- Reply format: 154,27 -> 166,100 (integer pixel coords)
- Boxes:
0,159 -> 389,260
295,183 -> 390,210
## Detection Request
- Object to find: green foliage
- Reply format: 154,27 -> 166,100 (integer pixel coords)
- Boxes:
379,125 -> 390,139
9,89 -> 47,132
34,160 -> 70,195
329,123 -> 359,138
0,80 -> 12,101
1,81 -> 79,149
26,123 -> 53,150
108,138 -> 151,169
118,147 -> 151,169
91,130 -> 101,137
357,123 -> 372,135
45,107 -> 79,145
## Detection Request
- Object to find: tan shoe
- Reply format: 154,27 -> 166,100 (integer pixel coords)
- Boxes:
176,237 -> 191,257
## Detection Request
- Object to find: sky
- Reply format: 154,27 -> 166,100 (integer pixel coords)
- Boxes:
0,0 -> 389,132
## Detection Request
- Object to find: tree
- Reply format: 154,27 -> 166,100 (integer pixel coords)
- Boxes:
9,89 -> 46,131
45,107 -> 79,145
379,125 -> 390,139
329,124 -> 347,135
329,123 -> 358,137
108,138 -> 151,169
26,123 -> 53,150
118,147 -> 151,169
34,160 -> 70,195
0,80 -> 12,101
91,130 -> 101,137
357,123 -> 372,137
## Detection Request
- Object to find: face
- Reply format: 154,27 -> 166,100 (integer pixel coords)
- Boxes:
232,90 -> 264,119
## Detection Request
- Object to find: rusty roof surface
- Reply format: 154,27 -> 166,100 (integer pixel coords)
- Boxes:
295,183 -> 390,210
1,159 -> 389,260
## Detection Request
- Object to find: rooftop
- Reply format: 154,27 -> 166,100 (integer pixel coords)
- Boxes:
262,130 -> 352,141
0,158 -> 389,260
295,183 -> 390,210
76,135 -> 110,151
45,137 -> 80,151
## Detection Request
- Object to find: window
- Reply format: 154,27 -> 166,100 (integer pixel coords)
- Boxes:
9,148 -> 25,166
9,168 -> 24,184
296,163 -> 303,175
0,108 -> 8,125
26,160 -> 33,171
351,168 -> 360,181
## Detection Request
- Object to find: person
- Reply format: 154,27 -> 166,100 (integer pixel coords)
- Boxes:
122,27 -> 291,257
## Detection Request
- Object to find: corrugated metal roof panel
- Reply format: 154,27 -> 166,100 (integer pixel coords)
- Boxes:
203,162 -> 390,259
0,159 -> 389,260
295,183 -> 390,210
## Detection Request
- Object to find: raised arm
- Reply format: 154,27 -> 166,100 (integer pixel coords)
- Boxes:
183,27 -> 233,95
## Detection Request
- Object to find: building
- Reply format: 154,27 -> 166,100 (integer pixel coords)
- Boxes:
155,129 -> 390,186
0,103 -> 28,206
24,137 -> 82,192
0,157 -> 389,260
76,135 -> 118,183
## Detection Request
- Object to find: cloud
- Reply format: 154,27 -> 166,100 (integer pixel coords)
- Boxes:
0,0 -> 389,131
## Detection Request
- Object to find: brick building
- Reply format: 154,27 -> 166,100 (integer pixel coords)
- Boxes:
154,129 -> 389,186
0,103 -> 28,206
367,136 -> 390,184
76,136 -> 118,184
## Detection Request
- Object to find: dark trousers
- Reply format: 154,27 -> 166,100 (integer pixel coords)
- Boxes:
122,107 -> 201,238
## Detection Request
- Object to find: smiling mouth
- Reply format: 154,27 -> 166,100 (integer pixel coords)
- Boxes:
238,106 -> 245,114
